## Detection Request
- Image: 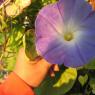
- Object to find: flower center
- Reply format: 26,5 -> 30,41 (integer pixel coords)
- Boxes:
64,32 -> 74,41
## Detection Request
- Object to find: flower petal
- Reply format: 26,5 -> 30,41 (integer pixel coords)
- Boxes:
57,0 -> 76,23
57,0 -> 92,24
64,27 -> 95,67
72,0 -> 92,23
35,12 -> 65,65
76,28 -> 95,64
63,43 -> 86,67
80,12 -> 95,29
35,0 -> 95,67
36,3 -> 63,34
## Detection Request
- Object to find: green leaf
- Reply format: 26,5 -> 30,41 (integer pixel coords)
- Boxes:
69,94 -> 82,95
0,33 -> 4,44
53,68 -> 77,87
78,74 -> 88,86
6,57 -> 16,71
89,77 -> 95,94
23,29 -> 38,60
35,67 -> 77,95
84,59 -> 95,70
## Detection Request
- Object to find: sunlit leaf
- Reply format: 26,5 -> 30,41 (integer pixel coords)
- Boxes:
5,56 -> 16,71
53,68 -> 77,87
0,33 -> 4,44
78,74 -> 88,86
35,67 -> 77,95
89,77 -> 95,94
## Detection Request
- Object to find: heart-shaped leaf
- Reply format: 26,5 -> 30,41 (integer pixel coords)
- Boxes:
78,74 -> 88,86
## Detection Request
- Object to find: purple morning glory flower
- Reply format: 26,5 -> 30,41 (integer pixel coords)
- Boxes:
35,0 -> 95,67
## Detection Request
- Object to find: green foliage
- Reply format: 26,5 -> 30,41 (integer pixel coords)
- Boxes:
53,68 -> 77,87
0,7 -> 24,75
35,67 -> 77,95
0,0 -> 95,95
89,77 -> 95,94
78,74 -> 88,86
23,29 -> 38,60
84,59 -> 95,70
